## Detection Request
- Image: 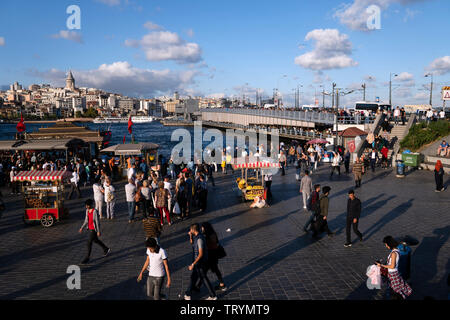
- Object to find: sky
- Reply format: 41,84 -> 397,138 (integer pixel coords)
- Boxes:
0,0 -> 449,107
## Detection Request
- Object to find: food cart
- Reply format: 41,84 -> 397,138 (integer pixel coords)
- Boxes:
232,159 -> 280,202
13,170 -> 71,227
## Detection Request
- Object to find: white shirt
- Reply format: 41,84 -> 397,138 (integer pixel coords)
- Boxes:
125,183 -> 136,202
146,248 -> 168,277
70,172 -> 79,185
394,109 -> 400,117
127,167 -> 136,180
387,249 -> 399,273
439,111 -> 445,119
332,154 -> 341,166
164,181 -> 172,192
104,184 -> 115,202
93,183 -> 104,201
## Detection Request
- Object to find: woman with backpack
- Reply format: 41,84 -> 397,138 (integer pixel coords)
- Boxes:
376,236 -> 412,300
155,181 -> 171,226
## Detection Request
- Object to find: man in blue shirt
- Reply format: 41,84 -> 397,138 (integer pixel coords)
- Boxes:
437,140 -> 448,156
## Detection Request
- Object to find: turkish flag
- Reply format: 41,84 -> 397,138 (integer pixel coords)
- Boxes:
347,140 -> 356,153
16,113 -> 26,133
128,116 -> 133,134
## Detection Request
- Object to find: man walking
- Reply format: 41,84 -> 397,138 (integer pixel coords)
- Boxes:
303,184 -> 321,233
352,158 -> 364,188
67,170 -> 81,199
79,199 -> 110,264
125,178 -> 136,223
184,223 -> 217,300
312,186 -> 334,238
300,170 -> 313,210
279,151 -> 287,176
369,148 -> 379,173
344,150 -> 351,174
344,190 -> 363,247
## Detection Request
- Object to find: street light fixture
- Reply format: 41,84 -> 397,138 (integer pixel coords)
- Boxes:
425,73 -> 433,107
389,73 -> 398,106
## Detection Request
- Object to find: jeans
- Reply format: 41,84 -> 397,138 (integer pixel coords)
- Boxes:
106,201 -> 115,219
127,201 -> 136,221
186,264 -> 216,298
304,211 -> 315,230
147,275 -> 165,300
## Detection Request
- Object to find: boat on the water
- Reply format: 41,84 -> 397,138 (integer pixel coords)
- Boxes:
93,116 -> 153,124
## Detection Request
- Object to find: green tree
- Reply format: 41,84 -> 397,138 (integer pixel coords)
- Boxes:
83,107 -> 98,118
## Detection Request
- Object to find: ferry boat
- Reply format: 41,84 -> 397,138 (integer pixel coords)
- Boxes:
93,116 -> 153,124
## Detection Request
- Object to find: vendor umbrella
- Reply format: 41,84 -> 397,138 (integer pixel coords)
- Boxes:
307,138 -> 328,145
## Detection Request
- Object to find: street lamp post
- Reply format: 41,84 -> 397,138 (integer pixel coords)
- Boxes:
425,73 -> 433,107
389,73 -> 398,107
362,83 -> 366,101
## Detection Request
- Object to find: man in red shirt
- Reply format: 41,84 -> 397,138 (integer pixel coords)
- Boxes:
381,146 -> 389,169
79,199 -> 110,264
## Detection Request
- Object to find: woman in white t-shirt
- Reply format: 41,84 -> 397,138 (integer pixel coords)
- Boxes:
137,238 -> 171,300
104,177 -> 115,220
92,178 -> 104,219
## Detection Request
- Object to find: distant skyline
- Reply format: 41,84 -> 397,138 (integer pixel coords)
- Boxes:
1,0 -> 449,107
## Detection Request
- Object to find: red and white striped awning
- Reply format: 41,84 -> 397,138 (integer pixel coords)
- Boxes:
232,162 -> 281,169
13,170 -> 71,182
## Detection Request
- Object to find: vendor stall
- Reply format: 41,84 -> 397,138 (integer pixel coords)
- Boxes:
101,143 -> 160,177
232,160 -> 280,202
13,170 -> 71,227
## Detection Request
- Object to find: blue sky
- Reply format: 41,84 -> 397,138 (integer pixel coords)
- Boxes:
0,0 -> 449,107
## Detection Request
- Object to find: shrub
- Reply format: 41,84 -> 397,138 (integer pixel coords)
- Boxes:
400,120 -> 450,151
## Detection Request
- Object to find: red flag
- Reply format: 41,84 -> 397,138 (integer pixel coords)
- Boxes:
123,135 -> 126,144
128,116 -> 133,134
16,113 -> 26,133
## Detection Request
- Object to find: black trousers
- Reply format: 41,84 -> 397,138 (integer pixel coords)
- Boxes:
344,161 -> 350,173
186,263 -> 216,298
67,182 -> 81,199
264,180 -> 272,202
330,165 -> 341,177
370,159 -> 376,172
85,230 -> 108,260
346,218 -> 363,243
198,189 -> 208,211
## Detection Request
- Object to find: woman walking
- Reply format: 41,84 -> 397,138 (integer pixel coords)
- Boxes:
104,177 -> 116,220
155,181 -> 171,226
201,222 -> 227,292
434,160 -> 445,192
376,236 -> 412,300
141,180 -> 152,218
137,238 -> 171,300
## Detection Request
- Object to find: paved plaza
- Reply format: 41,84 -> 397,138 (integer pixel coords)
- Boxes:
0,164 -> 449,300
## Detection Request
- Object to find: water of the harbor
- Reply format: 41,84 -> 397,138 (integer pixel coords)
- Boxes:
0,122 -> 195,157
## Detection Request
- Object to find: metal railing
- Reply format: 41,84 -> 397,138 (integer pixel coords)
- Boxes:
202,121 -> 333,140
201,108 -> 336,125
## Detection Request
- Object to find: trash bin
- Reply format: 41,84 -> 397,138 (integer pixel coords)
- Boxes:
396,160 -> 405,177
402,152 -> 421,167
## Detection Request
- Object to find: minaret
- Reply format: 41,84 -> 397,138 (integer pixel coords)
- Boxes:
65,70 -> 75,91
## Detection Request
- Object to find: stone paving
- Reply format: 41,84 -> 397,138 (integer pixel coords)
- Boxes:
0,163 -> 449,300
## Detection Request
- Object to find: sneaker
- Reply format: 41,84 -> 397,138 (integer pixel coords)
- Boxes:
215,285 -> 227,291
104,248 -> 111,257
184,295 -> 191,300
344,243 -> 352,247
205,296 -> 217,300
435,190 -> 440,192
303,206 -> 307,210
441,188 -> 445,192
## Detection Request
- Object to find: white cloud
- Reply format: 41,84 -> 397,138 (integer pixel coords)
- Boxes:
334,0 -> 430,32
29,61 -> 198,97
426,56 -> 450,76
125,30 -> 202,63
96,0 -> 120,6
144,21 -> 163,31
394,72 -> 415,87
294,29 -> 358,70
51,30 -> 83,44
0,37 -> 5,46
186,29 -> 195,38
